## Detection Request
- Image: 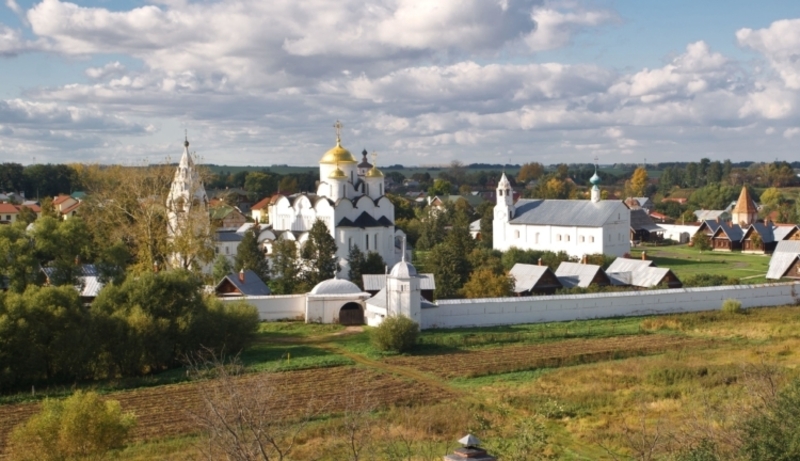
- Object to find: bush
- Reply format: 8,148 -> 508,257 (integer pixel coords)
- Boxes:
8,390 -> 136,461
721,299 -> 743,314
683,274 -> 740,287
371,316 -> 419,353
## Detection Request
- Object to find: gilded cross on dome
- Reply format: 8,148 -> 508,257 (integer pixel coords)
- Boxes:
371,152 -> 378,166
333,120 -> 343,143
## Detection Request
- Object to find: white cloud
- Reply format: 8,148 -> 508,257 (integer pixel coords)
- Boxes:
524,6 -> 616,51
737,19 -> 800,89
85,61 -> 127,80
784,127 -> 800,139
6,0 -> 22,15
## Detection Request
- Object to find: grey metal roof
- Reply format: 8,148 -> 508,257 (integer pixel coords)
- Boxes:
469,219 -> 481,231
555,261 -> 603,288
713,222 -> 744,241
362,273 -> 435,291
367,288 -> 387,308
607,271 -> 631,286
767,240 -> 800,279
509,199 -> 625,227
633,267 -> 673,288
746,222 -> 776,243
509,264 -> 553,293
216,270 -> 271,296
42,264 -> 99,279
773,226 -> 797,241
606,258 -> 654,273
695,210 -> 728,221
630,209 -> 664,233
216,230 -> 244,242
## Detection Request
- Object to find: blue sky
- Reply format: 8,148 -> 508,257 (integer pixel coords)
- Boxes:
1,0 -> 800,166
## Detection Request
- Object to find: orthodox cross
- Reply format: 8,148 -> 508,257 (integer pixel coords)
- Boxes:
333,120 -> 343,142
371,152 -> 378,166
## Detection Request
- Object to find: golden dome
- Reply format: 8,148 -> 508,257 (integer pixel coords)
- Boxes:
328,166 -> 347,179
320,140 -> 357,164
365,165 -> 384,178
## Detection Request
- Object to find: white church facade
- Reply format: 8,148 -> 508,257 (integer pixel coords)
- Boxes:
492,171 -> 630,258
266,123 -> 402,273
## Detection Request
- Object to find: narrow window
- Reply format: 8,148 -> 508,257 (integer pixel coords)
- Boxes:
566,235 -> 570,242
380,184 -> 383,195
514,230 -> 520,239
366,234 -> 369,250
348,237 -> 352,249
374,234 -> 378,249
581,236 -> 585,243
591,236 -> 595,243
535,233 -> 539,244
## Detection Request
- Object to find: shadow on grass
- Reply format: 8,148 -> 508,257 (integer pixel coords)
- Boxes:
650,255 -> 725,268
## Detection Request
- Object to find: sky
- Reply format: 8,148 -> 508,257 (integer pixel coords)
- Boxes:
1,0 -> 800,167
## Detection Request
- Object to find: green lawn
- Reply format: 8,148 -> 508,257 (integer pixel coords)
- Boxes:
631,244 -> 772,283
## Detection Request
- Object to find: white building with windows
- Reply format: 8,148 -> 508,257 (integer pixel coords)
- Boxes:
267,124 -> 402,274
492,170 -> 630,258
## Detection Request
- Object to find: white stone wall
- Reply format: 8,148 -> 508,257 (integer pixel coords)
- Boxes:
420,283 -> 799,329
660,224 -> 700,243
221,294 -> 306,321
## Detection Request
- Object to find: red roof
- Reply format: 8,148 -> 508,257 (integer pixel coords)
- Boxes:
0,203 -> 17,213
61,201 -> 81,214
21,204 -> 40,212
251,196 -> 271,211
52,195 -> 74,206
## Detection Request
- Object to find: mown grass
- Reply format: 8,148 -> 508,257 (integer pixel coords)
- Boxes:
630,244 -> 771,282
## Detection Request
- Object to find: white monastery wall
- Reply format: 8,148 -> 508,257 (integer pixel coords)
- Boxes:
419,283 -> 799,329
221,294 -> 306,321
660,224 -> 700,243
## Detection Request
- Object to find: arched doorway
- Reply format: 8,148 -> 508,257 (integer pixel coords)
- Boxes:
339,302 -> 364,325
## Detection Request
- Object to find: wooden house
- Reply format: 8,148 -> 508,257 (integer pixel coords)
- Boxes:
508,263 -> 563,295
710,222 -> 743,251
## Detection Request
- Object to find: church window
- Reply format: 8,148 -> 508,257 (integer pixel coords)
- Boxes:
514,230 -> 520,239
366,234 -> 369,250
581,236 -> 585,243
374,234 -> 378,249
566,235 -> 570,242
380,184 -> 383,195
535,233 -> 539,244
366,184 -> 369,195
557,234 -> 562,241
348,237 -> 352,249
225,246 -> 229,255
591,236 -> 595,243
499,190 -> 503,197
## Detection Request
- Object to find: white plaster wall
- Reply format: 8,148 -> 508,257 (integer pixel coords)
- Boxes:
420,283 -> 800,329
660,224 -> 700,243
220,294 -> 306,321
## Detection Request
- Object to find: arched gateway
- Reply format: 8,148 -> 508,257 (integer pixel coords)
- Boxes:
339,302 -> 364,325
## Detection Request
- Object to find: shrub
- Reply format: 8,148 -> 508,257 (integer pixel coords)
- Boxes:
683,274 -> 740,287
8,390 -> 136,461
721,299 -> 742,314
371,315 -> 419,353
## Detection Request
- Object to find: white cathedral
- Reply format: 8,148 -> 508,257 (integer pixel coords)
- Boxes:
493,169 -> 630,258
266,122 -> 402,273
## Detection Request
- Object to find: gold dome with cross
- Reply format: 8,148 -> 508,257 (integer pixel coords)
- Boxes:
320,120 -> 357,164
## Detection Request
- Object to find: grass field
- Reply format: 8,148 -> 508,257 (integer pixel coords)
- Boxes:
631,244 -> 772,283
3,304 -> 800,460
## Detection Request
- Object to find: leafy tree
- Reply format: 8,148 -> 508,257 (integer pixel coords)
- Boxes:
627,167 -> 649,197
530,176 -> 574,199
461,269 -> 514,298
477,201 -> 494,248
468,247 -> 505,274
0,221 -> 40,293
427,179 -> 453,197
278,176 -> 299,194
706,161 -> 723,184
95,242 -> 132,285
212,254 -> 233,282
500,248 -> 571,271
722,159 -> 732,181
16,206 -> 37,225
682,273 -> 739,287
270,239 -> 303,294
8,390 -> 136,461
427,213 -> 474,299
32,216 -> 93,287
685,162 -> 699,188
347,245 -> 366,288
517,162 -> 545,183
301,219 -> 339,288
386,193 -> 416,221
233,226 -> 271,284
38,196 -> 58,219
691,232 -> 712,252
0,162 -> 25,192
688,183 -> 738,210
415,206 -> 448,251
244,171 -> 278,201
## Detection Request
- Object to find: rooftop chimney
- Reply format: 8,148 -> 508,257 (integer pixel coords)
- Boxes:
582,255 -> 587,264
538,258 -> 542,266
641,251 -> 646,261
444,434 -> 496,461
239,269 -> 245,283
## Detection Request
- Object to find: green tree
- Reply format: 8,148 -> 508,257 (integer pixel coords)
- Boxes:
16,206 -> 37,225
461,269 -> 514,298
278,176 -> 298,194
347,244 -> 366,289
691,232 -> 712,252
269,239 -> 303,294
301,219 -> 339,288
9,390 -> 136,461
517,162 -> 545,183
386,193 -> 416,221
416,206 -> 448,251
233,226 -> 271,284
212,254 -> 233,282
477,201 -> 494,248
0,221 -> 40,293
244,172 -> 278,201
428,211 -> 474,299
370,315 -> 419,353
32,216 -> 92,287
688,183 -> 738,210
427,179 -> 452,197
706,161 -> 723,184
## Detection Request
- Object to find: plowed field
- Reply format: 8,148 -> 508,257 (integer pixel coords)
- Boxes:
386,334 -> 711,378
0,366 -> 454,453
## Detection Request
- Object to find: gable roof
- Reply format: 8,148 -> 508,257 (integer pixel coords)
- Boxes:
508,264 -> 561,293
630,209 -> 664,233
766,240 -> 800,279
215,270 -> 271,296
337,212 -> 393,228
711,222 -> 744,241
606,257 -> 654,273
251,197 -> 272,211
510,199 -> 625,227
774,225 -> 798,241
555,261 -> 605,288
694,210 -> 729,222
0,203 -> 18,214
743,222 -> 776,243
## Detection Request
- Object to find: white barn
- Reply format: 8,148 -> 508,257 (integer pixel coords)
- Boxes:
492,171 -> 630,258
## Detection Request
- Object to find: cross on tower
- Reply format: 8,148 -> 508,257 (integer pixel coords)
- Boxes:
333,120 -> 343,142
371,152 -> 378,166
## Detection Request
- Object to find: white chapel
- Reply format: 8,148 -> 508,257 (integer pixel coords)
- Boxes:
492,169 -> 630,258
266,122 -> 402,274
